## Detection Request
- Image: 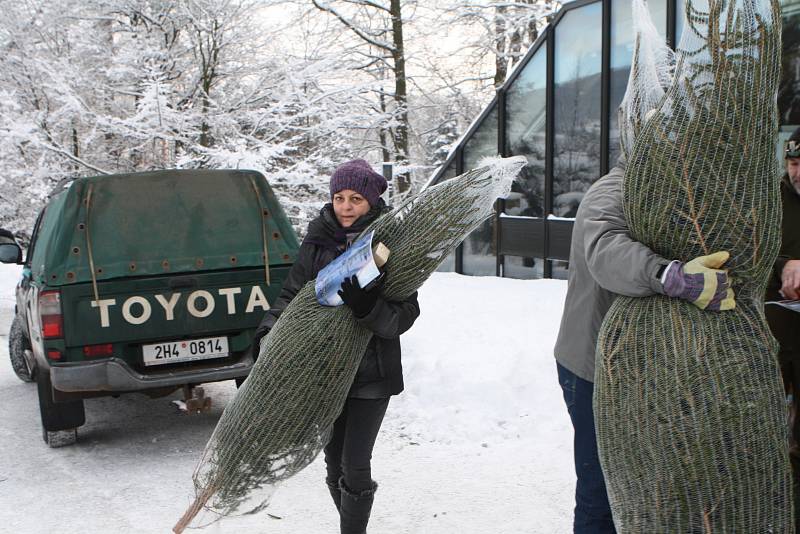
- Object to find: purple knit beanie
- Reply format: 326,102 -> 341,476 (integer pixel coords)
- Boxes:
329,159 -> 388,206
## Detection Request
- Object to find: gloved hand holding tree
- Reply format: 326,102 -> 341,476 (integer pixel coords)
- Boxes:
338,275 -> 382,318
662,251 -> 735,311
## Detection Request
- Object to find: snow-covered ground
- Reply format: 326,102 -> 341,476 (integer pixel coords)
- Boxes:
0,264 -> 574,533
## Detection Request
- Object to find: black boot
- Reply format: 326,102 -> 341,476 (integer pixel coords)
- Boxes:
327,479 -> 342,512
339,477 -> 378,534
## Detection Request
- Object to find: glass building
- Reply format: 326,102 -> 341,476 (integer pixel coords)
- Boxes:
431,0 -> 800,279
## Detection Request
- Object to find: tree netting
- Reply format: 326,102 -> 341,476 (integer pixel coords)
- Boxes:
617,0 -> 675,162
594,0 -> 791,531
173,156 -> 526,532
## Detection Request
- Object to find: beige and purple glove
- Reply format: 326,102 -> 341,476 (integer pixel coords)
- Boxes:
661,251 -> 735,311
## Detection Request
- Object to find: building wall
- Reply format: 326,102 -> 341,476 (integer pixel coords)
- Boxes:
433,0 -> 798,279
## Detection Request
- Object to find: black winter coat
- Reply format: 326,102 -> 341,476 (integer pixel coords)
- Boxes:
253,202 -> 420,399
766,176 -> 800,358
767,176 -> 800,302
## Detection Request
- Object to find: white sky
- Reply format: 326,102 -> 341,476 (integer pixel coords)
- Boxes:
254,2 -> 495,94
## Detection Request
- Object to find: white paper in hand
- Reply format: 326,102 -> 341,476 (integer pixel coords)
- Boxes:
315,230 -> 382,306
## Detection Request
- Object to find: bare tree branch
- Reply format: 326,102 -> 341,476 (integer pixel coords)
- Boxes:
311,0 -> 395,51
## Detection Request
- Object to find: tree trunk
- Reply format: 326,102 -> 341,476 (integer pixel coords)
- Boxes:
526,0 -> 539,44
72,126 -> 79,159
379,86 -> 391,163
390,0 -> 410,193
494,4 -> 507,87
510,26 -> 523,68
200,93 -> 210,148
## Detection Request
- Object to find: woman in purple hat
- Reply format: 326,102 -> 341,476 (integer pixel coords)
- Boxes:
253,159 -> 420,534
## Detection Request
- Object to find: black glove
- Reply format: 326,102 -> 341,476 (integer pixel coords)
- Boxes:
338,274 -> 382,318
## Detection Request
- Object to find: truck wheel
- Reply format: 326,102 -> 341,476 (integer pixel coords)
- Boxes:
9,315 -> 34,383
36,367 -> 84,447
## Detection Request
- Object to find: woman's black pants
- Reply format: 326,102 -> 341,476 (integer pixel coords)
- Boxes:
324,397 -> 389,533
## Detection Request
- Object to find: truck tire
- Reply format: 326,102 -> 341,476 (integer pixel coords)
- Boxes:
9,315 -> 34,383
36,367 -> 84,447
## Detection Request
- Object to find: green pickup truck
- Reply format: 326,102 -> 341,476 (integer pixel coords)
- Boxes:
1,170 -> 299,447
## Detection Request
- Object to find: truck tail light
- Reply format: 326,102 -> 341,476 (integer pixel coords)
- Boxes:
40,290 -> 63,339
83,344 -> 113,357
47,350 -> 62,361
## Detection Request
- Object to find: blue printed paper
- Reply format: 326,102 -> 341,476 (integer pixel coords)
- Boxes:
315,230 -> 381,306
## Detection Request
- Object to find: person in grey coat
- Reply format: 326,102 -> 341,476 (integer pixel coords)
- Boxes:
253,159 -> 420,534
553,163 -> 735,533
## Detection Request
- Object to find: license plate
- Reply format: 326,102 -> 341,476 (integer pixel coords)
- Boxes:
142,336 -> 229,366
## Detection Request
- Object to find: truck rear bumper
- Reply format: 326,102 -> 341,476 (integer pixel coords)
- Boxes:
48,356 -> 253,393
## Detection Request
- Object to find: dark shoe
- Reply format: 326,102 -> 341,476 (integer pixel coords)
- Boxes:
327,479 -> 341,512
339,477 -> 377,534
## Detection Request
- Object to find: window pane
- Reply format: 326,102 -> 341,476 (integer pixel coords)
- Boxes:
779,0 -> 800,127
462,218 -> 497,276
442,159 -> 457,180
552,260 -> 570,280
609,0 -> 668,166
428,159 -> 457,188
436,251 -> 456,272
506,43 -> 547,218
463,105 -> 499,171
553,3 -> 603,216
462,104 -> 500,276
504,255 -> 544,279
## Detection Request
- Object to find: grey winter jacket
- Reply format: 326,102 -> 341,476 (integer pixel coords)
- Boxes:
553,166 -> 669,383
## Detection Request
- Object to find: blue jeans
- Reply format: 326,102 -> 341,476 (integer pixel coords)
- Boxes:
557,362 -> 616,534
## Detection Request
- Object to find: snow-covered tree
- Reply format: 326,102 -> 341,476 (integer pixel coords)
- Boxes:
0,0 -> 380,235
0,0 -> 555,235
304,0 -> 416,193
438,0 -> 558,88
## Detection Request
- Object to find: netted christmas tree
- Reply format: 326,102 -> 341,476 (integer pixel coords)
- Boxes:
594,0 -> 791,531
173,156 -> 526,532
